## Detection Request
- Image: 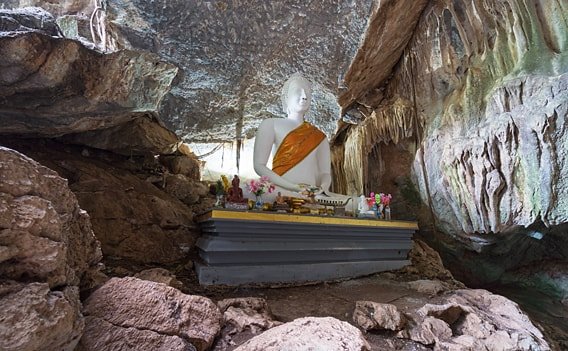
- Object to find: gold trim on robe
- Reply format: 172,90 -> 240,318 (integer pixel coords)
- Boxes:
272,121 -> 326,176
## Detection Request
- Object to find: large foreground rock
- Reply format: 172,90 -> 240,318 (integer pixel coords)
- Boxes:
0,147 -> 102,351
399,289 -> 550,350
233,316 -> 370,351
79,277 -> 222,351
0,147 -> 102,287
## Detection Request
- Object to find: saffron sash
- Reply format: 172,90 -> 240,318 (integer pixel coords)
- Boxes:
272,122 -> 326,176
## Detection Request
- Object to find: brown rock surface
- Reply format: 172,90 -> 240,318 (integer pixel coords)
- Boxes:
160,154 -> 202,180
0,146 -> 102,351
134,267 -> 183,289
0,282 -> 83,351
78,316 -> 197,351
81,277 -> 222,351
233,316 -> 371,351
164,174 -> 209,206
213,297 -> 282,350
1,138 -> 202,265
401,289 -> 550,350
0,146 -> 101,287
72,162 -> 196,264
339,0 -> 429,110
0,7 -> 179,156
218,297 -> 282,334
58,116 -> 180,156
352,301 -> 405,331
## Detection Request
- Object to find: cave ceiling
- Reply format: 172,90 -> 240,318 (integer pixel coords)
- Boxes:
106,0 -> 376,142
2,0 -> 431,144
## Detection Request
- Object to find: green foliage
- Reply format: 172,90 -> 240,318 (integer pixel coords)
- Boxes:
215,180 -> 225,195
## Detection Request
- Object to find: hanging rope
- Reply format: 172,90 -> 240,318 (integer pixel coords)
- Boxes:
90,0 -> 110,51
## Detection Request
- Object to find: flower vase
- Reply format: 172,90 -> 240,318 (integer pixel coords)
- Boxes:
377,204 -> 384,219
384,205 -> 391,220
255,194 -> 264,210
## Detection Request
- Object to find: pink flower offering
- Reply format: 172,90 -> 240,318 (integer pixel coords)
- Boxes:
246,177 -> 275,196
380,193 -> 392,206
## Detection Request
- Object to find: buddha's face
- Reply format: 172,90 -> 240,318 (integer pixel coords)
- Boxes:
286,80 -> 312,115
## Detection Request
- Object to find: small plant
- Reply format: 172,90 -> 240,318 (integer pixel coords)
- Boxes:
215,180 -> 225,195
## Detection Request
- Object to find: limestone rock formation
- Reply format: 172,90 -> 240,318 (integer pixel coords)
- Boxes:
233,316 -> 371,351
1,137 -> 201,265
214,297 -> 282,350
0,282 -> 83,351
339,0 -> 429,110
352,301 -> 405,331
0,147 -> 102,351
400,289 -> 550,350
0,7 -> 60,35
5,1 -> 377,141
334,0 -> 568,288
80,277 -> 222,351
0,147 -> 102,288
0,7 -> 179,156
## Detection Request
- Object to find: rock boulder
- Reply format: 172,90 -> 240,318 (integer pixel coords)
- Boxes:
80,277 -> 222,351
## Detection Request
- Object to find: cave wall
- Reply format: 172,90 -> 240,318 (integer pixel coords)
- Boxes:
337,0 -> 567,236
335,0 -> 568,284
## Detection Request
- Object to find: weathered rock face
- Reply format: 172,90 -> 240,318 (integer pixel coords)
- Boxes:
1,138 -> 202,265
233,316 -> 371,351
0,7 -> 179,156
0,282 -> 84,351
0,147 -> 102,288
338,0 -> 429,110
334,0 -> 568,286
0,7 -> 60,35
214,297 -> 282,350
134,267 -> 184,290
79,277 -> 222,351
6,1 -> 377,141
352,301 -> 406,332
0,147 -> 102,351
400,289 -> 550,351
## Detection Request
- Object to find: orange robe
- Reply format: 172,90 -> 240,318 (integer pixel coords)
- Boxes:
272,122 -> 326,176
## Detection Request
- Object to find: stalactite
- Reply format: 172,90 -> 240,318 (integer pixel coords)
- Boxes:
335,97 -> 422,195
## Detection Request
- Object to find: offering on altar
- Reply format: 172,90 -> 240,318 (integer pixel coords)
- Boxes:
246,176 -> 276,210
214,179 -> 225,207
273,191 -> 290,212
225,175 -> 249,210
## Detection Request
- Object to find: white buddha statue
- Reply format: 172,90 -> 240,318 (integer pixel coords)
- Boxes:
253,73 -> 350,205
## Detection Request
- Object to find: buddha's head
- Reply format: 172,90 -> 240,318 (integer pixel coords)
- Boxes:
281,73 -> 312,116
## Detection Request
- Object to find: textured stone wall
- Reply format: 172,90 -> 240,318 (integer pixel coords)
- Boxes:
0,147 -> 102,351
102,0 -> 376,142
337,0 -> 568,238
